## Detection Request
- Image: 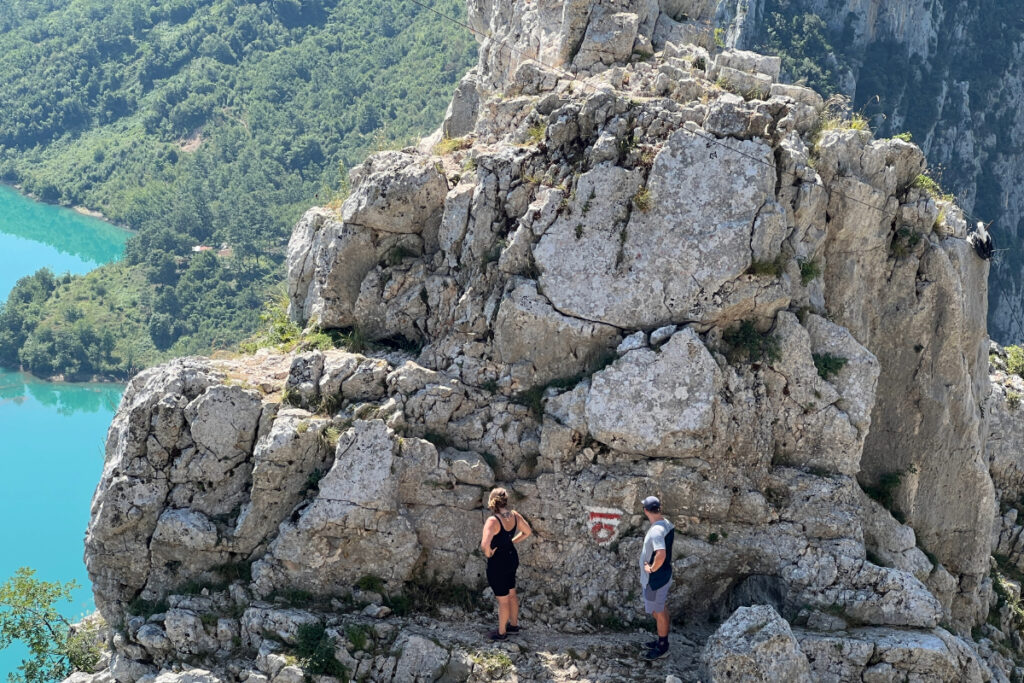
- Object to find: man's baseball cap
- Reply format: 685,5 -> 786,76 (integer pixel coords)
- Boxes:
642,496 -> 661,511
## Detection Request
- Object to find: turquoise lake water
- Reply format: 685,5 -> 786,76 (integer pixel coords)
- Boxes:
0,186 -> 128,678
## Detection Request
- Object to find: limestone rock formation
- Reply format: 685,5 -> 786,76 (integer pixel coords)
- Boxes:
72,0 -> 1024,681
693,0 -> 1024,347
701,605 -> 812,682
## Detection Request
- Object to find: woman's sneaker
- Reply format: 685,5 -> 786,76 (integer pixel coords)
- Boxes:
488,630 -> 507,641
506,624 -> 521,634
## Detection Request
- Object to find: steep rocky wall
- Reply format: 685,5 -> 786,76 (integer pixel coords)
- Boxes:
75,1 -> 1018,681
713,0 -> 1024,344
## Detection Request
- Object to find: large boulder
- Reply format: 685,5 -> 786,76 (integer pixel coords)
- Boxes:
535,130 -> 777,329
797,627 -> 988,682
701,605 -> 813,683
286,209 -> 377,327
258,420 -> 421,594
342,151 -> 448,234
494,279 -> 621,389
393,634 -> 450,682
585,327 -> 720,457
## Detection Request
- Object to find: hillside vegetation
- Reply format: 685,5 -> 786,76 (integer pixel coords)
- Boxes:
0,0 -> 474,379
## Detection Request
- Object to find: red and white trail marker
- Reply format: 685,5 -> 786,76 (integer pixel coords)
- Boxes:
586,507 -> 623,544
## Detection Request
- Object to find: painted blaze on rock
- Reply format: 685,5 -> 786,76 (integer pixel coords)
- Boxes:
586,506 -> 624,544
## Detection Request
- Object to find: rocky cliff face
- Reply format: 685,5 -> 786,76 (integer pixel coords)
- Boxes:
71,1 -> 1024,681
713,0 -> 1024,344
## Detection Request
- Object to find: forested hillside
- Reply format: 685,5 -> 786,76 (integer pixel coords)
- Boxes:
0,0 -> 475,379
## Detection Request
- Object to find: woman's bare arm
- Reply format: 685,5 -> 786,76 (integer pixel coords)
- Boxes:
480,517 -> 499,558
511,511 -> 533,543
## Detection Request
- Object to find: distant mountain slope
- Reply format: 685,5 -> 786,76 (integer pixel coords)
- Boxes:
0,0 -> 475,378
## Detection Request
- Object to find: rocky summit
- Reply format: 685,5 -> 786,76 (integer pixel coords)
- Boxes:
68,1 -> 1024,682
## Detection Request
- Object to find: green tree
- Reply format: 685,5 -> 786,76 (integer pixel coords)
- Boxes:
0,0 -> 478,379
0,568 -> 82,683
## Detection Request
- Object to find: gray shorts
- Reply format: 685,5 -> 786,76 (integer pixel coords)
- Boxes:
643,581 -> 671,614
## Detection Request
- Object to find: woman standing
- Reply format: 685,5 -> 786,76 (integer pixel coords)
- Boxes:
480,487 -> 532,640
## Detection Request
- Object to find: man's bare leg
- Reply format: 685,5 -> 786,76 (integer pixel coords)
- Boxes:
654,609 -> 669,638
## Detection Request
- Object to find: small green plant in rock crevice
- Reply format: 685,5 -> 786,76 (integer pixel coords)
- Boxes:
345,624 -> 371,652
470,650 -> 513,678
514,351 -> 617,418
632,186 -> 653,212
862,468 -> 916,523
525,122 -> 547,146
385,245 -> 415,267
747,256 -> 785,278
127,595 -> 169,618
723,320 -> 780,365
355,574 -> 386,594
812,352 -> 848,380
211,560 -> 252,584
890,227 -> 922,258
303,468 -> 325,496
320,425 -> 342,449
799,258 -> 822,285
912,173 -> 954,202
338,326 -> 370,354
581,188 -> 595,216
1006,345 -> 1024,378
267,587 -> 315,608
294,622 -> 346,677
1008,391 -> 1021,410
988,555 -> 1024,647
433,136 -> 472,155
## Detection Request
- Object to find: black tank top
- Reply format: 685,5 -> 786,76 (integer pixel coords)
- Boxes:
490,513 -> 518,555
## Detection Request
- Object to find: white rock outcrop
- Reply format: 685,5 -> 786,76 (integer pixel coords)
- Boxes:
701,605 -> 812,682
75,0 -> 1020,680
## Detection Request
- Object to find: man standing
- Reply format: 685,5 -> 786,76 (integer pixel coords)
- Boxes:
639,495 -> 674,660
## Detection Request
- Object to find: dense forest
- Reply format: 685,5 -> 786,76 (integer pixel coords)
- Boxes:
752,1 -> 850,99
0,0 -> 475,379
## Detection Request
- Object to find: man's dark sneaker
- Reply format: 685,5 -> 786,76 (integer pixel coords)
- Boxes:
488,630 -> 507,641
506,624 -> 521,634
643,644 -> 669,660
638,638 -> 661,651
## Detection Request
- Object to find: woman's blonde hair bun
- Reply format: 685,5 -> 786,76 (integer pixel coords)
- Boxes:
488,487 -> 509,512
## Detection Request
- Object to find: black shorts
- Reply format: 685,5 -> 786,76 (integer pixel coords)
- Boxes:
486,550 -> 519,597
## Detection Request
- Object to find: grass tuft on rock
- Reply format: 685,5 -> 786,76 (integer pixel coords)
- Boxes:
295,622 -> 346,677
723,320 -> 780,365
798,258 -> 822,285
1006,346 -> 1024,378
434,136 -> 472,155
812,352 -> 848,380
747,256 -> 785,277
355,574 -> 386,594
632,186 -> 653,212
912,173 -> 954,202
862,470 -> 911,522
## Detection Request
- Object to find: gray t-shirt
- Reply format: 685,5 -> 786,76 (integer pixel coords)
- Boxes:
639,519 -> 675,588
